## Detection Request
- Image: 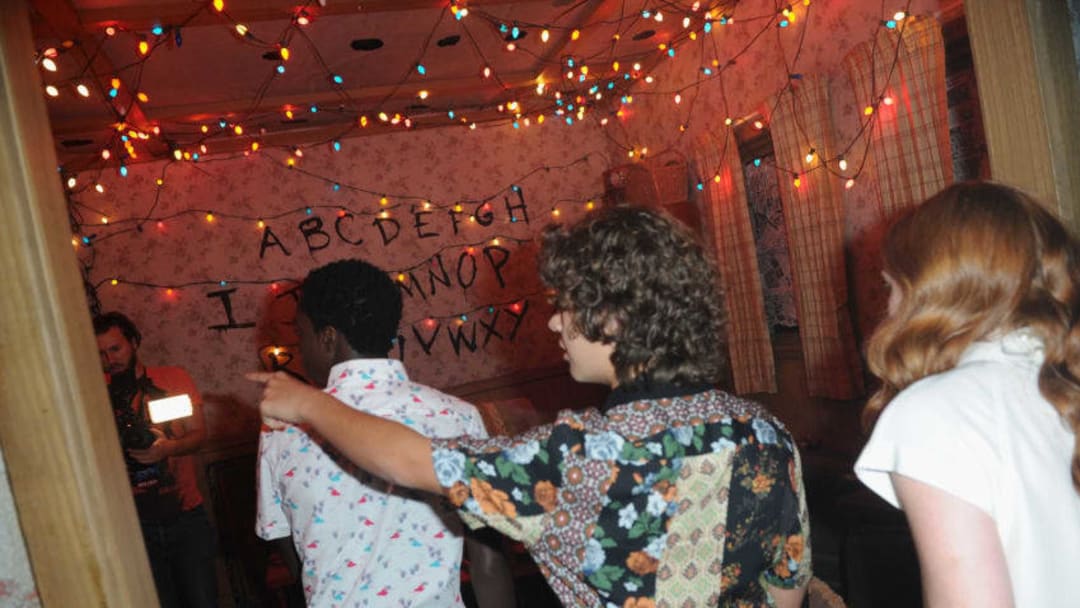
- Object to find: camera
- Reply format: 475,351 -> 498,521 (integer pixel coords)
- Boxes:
113,404 -> 157,451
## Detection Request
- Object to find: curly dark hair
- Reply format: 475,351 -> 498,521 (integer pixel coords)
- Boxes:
92,311 -> 142,346
299,259 -> 402,357
539,205 -> 726,386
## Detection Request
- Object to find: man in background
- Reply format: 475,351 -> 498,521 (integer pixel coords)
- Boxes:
255,259 -> 513,607
94,311 -> 218,608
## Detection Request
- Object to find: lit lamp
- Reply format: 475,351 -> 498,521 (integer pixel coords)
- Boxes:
147,394 -> 193,424
259,344 -> 294,371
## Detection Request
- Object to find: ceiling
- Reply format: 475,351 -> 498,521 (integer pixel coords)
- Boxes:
29,0 -> 721,171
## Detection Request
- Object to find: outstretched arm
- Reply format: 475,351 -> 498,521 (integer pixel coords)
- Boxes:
891,473 -> 1013,608
247,371 -> 442,494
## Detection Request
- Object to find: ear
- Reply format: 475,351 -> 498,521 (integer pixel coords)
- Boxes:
318,325 -> 339,353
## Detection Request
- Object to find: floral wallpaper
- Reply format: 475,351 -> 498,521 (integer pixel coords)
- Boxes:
74,124 -> 610,419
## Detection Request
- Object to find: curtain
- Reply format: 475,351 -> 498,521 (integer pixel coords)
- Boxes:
769,75 -> 864,399
843,15 -> 953,217
692,131 -> 776,394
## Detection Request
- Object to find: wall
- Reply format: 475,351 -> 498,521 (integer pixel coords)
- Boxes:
594,0 -> 950,446
75,122 -> 610,418
604,0 -> 946,342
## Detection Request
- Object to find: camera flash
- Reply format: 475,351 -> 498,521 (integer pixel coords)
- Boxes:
147,394 -> 193,424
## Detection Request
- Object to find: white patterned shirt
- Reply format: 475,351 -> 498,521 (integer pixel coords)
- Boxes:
256,359 -> 487,607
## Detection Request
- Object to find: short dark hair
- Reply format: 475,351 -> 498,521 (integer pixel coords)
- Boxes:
539,205 -> 726,385
299,259 -> 402,357
92,311 -> 141,346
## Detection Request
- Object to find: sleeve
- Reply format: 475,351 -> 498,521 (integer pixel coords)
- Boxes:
761,443 -> 812,589
157,366 -> 202,406
429,418 -> 581,545
254,429 -> 290,540
723,421 -> 811,591
854,374 -> 1001,515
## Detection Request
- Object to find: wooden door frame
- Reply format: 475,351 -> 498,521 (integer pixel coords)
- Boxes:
0,2 -> 158,605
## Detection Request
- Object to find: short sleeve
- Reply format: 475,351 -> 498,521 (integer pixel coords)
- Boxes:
764,443 -> 812,589
854,373 -> 1001,515
725,435 -> 811,591
162,367 -> 202,406
254,429 -> 290,540
429,419 -> 580,545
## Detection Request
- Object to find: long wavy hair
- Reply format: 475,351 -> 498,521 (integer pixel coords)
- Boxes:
863,181 -> 1080,492
538,205 -> 726,386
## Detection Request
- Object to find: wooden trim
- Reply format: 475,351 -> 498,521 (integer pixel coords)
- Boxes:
0,3 -> 159,606
964,0 -> 1080,229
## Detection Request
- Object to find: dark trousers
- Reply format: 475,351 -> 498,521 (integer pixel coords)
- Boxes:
140,505 -> 219,608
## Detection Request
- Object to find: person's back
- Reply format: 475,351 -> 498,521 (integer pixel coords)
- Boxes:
255,258 -> 488,606
853,182 -> 1080,607
429,206 -> 811,607
437,386 -> 809,606
257,359 -> 486,606
858,329 -> 1080,606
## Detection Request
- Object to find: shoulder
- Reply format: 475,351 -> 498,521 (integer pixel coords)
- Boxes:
145,366 -> 198,391
407,383 -> 488,436
146,365 -> 194,380
879,360 -> 1018,433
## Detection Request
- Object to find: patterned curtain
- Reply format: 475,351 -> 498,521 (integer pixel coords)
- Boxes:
843,15 -> 954,217
692,131 -> 776,394
769,75 -> 864,399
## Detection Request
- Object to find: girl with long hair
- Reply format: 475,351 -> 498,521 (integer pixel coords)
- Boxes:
855,181 -> 1080,607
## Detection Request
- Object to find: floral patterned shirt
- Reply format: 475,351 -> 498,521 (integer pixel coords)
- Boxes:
430,387 -> 811,608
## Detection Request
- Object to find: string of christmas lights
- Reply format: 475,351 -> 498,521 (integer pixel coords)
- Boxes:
68,152 -> 605,240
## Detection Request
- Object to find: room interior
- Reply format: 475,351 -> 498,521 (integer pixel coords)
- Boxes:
1,0 -> 1078,606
